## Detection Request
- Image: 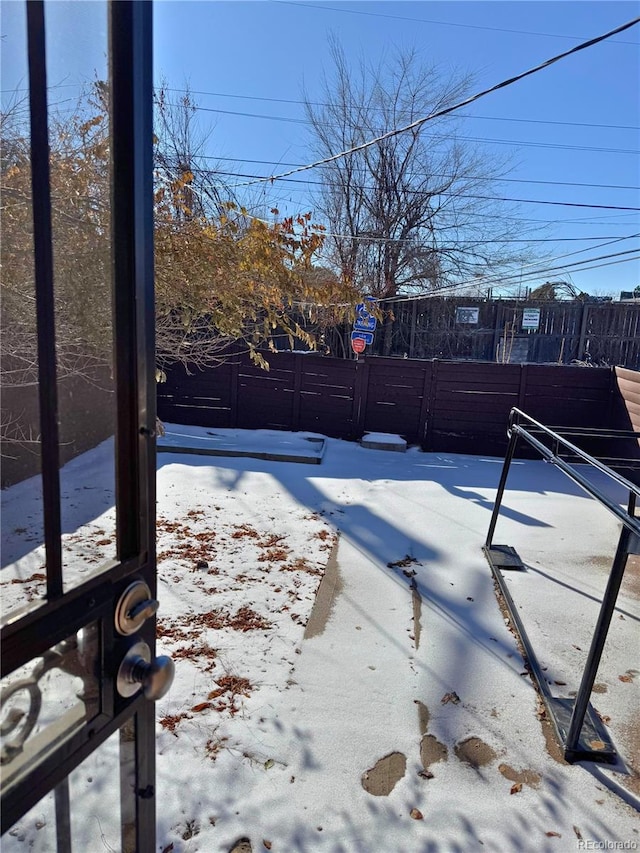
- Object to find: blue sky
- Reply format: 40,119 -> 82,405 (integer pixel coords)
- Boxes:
2,1 -> 639,296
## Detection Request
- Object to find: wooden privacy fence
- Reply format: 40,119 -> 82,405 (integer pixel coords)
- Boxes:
157,353 -> 620,458
323,298 -> 640,368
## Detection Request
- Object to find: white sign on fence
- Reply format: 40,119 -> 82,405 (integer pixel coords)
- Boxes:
455,307 -> 479,324
522,308 -> 541,331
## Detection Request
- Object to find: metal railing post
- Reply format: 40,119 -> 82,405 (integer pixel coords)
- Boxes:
564,492 -> 636,759
485,424 -> 519,549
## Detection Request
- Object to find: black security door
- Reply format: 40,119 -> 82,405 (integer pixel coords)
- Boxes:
1,2 -> 168,850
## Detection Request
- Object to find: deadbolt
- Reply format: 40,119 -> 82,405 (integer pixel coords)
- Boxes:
116,642 -> 175,701
115,581 -> 159,635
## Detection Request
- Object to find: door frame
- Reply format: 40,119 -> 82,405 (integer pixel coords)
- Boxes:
1,2 -> 158,848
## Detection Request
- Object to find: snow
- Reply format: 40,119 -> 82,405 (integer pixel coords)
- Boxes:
361,432 -> 406,445
2,427 -> 639,852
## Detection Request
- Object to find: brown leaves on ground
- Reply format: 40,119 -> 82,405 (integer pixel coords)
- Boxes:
157,515 -> 218,567
387,555 -> 418,569
208,675 -> 253,714
159,712 -> 191,735
280,557 -> 323,576
172,641 -> 218,670
258,547 -> 290,563
231,524 -> 260,539
441,691 -> 460,705
409,808 -> 424,820
205,735 -> 229,761
191,606 -> 272,632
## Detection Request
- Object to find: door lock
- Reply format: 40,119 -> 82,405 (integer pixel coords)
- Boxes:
115,581 -> 159,635
116,642 -> 175,701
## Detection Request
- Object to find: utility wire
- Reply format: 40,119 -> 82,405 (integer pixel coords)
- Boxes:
273,1 -> 640,46
187,154 -> 640,191
229,16 -> 640,188
316,234 -> 639,256
163,102 -> 639,155
378,253 -> 640,304
8,82 -> 637,133
159,86 -> 640,132
205,169 -> 640,211
288,253 -> 640,307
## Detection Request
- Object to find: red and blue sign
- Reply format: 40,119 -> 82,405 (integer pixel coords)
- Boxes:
351,298 -> 377,354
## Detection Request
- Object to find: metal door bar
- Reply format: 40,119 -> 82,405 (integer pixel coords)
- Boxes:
484,407 -> 640,763
26,0 -> 63,600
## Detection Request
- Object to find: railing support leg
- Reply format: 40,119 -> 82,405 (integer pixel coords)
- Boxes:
564,494 -> 635,759
486,428 -> 519,549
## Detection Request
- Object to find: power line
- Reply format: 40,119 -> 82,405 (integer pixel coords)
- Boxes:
164,102 -> 639,155
317,234 -> 639,255
203,169 -> 640,211
379,254 -> 640,305
273,1 -> 640,46
9,83 -> 636,134
193,154 -> 640,191
160,86 -> 640,132
227,16 -> 640,188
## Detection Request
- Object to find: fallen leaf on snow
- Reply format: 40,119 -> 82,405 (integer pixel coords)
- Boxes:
545,831 -> 562,838
410,808 -> 424,820
191,702 -> 214,713
263,841 -> 272,850
387,555 -> 418,569
441,692 -> 460,705
510,782 -> 522,795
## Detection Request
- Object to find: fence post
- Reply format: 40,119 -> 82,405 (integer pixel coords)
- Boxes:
424,359 -> 439,450
418,361 -> 432,447
292,355 -> 302,432
492,303 -> 504,362
577,302 -> 590,361
409,299 -> 417,358
352,358 -> 369,439
229,357 -> 240,428
518,363 -> 529,413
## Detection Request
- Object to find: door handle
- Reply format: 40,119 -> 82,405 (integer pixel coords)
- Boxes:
116,642 -> 175,701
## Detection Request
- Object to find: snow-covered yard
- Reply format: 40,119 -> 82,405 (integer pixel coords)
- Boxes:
2,427 -> 639,852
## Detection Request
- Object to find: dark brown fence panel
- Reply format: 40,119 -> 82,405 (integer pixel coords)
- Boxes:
523,365 -> 612,428
158,362 -> 234,428
429,362 -> 521,456
298,355 -> 358,438
363,357 -> 431,444
155,355 -> 634,468
2,368 -> 115,487
236,355 -> 296,430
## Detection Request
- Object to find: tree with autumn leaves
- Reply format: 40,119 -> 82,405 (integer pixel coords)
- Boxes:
0,84 -> 358,397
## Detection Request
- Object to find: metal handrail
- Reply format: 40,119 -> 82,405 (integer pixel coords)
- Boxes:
485,408 -> 639,763
508,408 -> 640,500
486,408 -> 640,548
